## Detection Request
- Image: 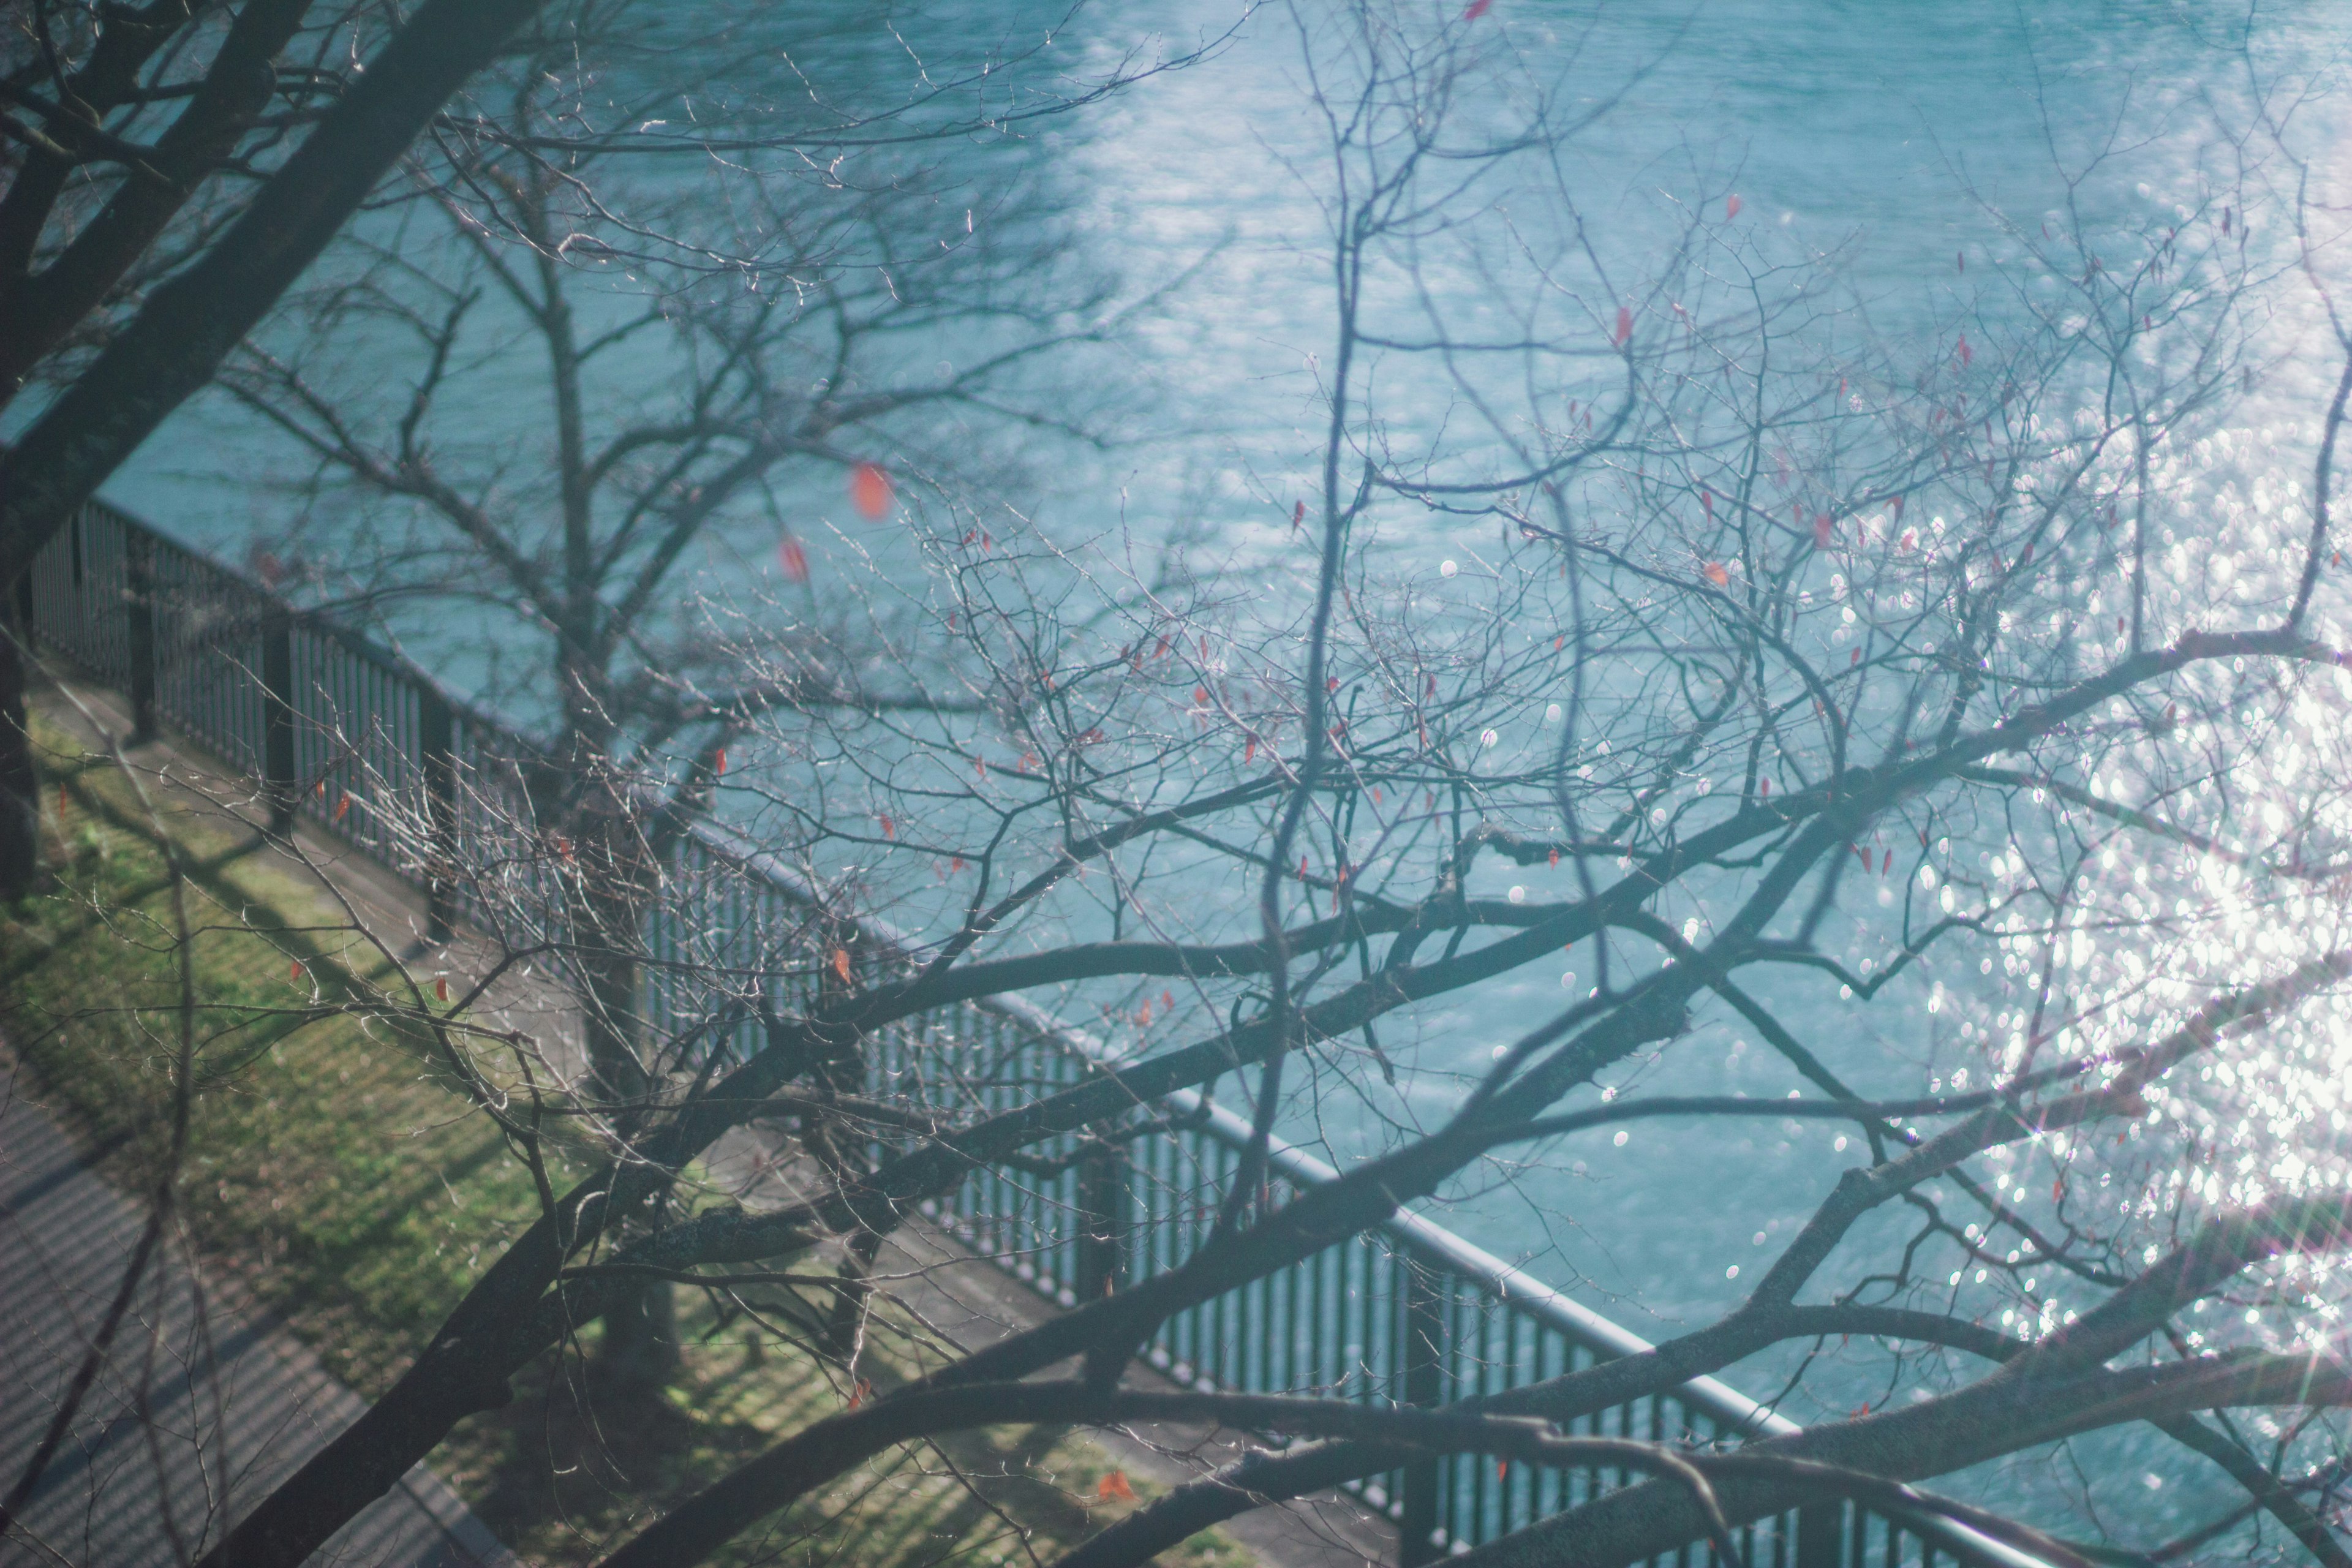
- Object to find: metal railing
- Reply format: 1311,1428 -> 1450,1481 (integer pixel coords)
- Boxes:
19,496 -> 2041,1568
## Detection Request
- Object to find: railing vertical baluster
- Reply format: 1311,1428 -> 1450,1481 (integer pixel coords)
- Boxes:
125,527 -> 157,742
1072,1144 -> 1128,1305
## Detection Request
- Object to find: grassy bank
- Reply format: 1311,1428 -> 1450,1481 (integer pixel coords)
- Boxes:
0,710 -> 1242,1568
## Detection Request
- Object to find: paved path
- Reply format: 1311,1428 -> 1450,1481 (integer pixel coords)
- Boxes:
0,1065 -> 514,1568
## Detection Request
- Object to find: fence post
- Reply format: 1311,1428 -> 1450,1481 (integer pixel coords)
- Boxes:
125,527 -> 157,742
1399,1260 -> 1446,1566
1795,1504 -> 1844,1568
261,607 -> 297,829
420,689 -> 458,941
1072,1145 -> 1128,1304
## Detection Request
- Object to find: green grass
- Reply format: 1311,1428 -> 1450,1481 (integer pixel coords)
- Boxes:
0,712 -> 1249,1568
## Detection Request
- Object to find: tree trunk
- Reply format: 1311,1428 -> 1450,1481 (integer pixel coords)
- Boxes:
565,766 -> 682,1389
593,1265 -> 680,1393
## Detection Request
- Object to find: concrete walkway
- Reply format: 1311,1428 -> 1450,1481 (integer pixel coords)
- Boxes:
0,1065 -> 514,1568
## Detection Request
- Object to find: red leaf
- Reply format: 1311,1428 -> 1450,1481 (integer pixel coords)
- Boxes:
1702,561 -> 1729,587
1245,734 -> 1257,763
1814,514 -> 1833,549
1956,334 -> 1972,367
1701,488 -> 1714,520
880,815 -> 895,839
831,948 -> 854,986
778,535 -> 810,582
714,748 -> 727,776
333,791 -> 352,823
1613,306 -> 1633,346
1725,194 -> 1741,221
291,960 -> 304,982
851,462 -> 894,519
1098,1470 -> 1137,1502
1194,687 -> 1209,706
1292,499 -> 1306,530
1548,848 -> 1560,867
1327,675 -> 1340,693
435,976 -> 450,1003
1850,647 -> 1861,665
1759,776 -> 1771,797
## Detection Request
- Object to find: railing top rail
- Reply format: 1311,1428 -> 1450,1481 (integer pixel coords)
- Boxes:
47,502 -> 2053,1568
681,818 -> 2049,1568
682,817 -> 1789,1434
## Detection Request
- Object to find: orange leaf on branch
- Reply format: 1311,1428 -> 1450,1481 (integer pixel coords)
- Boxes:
850,462 -> 894,519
